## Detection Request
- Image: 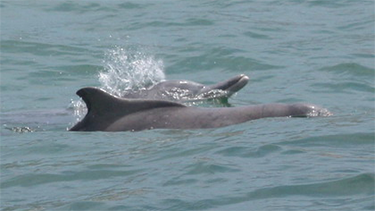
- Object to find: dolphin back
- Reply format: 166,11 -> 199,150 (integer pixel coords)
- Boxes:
70,87 -> 186,131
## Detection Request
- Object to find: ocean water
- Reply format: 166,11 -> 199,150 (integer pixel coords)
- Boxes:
1,0 -> 374,210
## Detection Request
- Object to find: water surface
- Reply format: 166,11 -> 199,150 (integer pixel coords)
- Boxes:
1,1 -> 374,210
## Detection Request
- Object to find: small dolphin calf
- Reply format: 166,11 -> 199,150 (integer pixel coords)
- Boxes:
69,87 -> 331,132
121,74 -> 249,101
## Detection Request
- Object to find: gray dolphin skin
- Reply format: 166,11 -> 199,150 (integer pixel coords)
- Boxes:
69,87 -> 331,132
121,74 -> 249,101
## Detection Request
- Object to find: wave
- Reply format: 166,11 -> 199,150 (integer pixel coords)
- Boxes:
319,63 -> 374,78
162,173 -> 374,210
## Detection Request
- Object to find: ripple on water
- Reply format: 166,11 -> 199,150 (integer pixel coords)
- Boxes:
215,144 -> 282,158
318,63 -> 374,78
161,173 -> 374,210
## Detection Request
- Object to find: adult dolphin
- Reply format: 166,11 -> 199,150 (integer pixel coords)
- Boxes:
69,87 -> 331,132
121,74 -> 249,101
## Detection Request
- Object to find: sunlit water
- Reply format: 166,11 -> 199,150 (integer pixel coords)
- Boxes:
1,1 -> 374,211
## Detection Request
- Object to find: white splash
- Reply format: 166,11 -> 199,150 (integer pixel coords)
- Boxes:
70,46 -> 166,121
69,98 -> 87,122
306,105 -> 333,117
98,46 -> 165,97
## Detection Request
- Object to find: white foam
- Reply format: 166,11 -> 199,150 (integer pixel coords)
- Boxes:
98,46 -> 165,97
307,107 -> 333,117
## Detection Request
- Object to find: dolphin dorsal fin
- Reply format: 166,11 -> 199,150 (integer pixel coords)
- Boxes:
76,87 -> 186,117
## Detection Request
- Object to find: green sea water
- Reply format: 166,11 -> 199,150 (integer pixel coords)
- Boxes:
1,1 -> 374,210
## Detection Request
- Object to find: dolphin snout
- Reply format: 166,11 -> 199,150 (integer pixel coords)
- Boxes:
208,74 -> 249,93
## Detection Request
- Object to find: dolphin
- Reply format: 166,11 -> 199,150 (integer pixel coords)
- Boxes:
121,74 -> 249,101
69,87 -> 331,132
